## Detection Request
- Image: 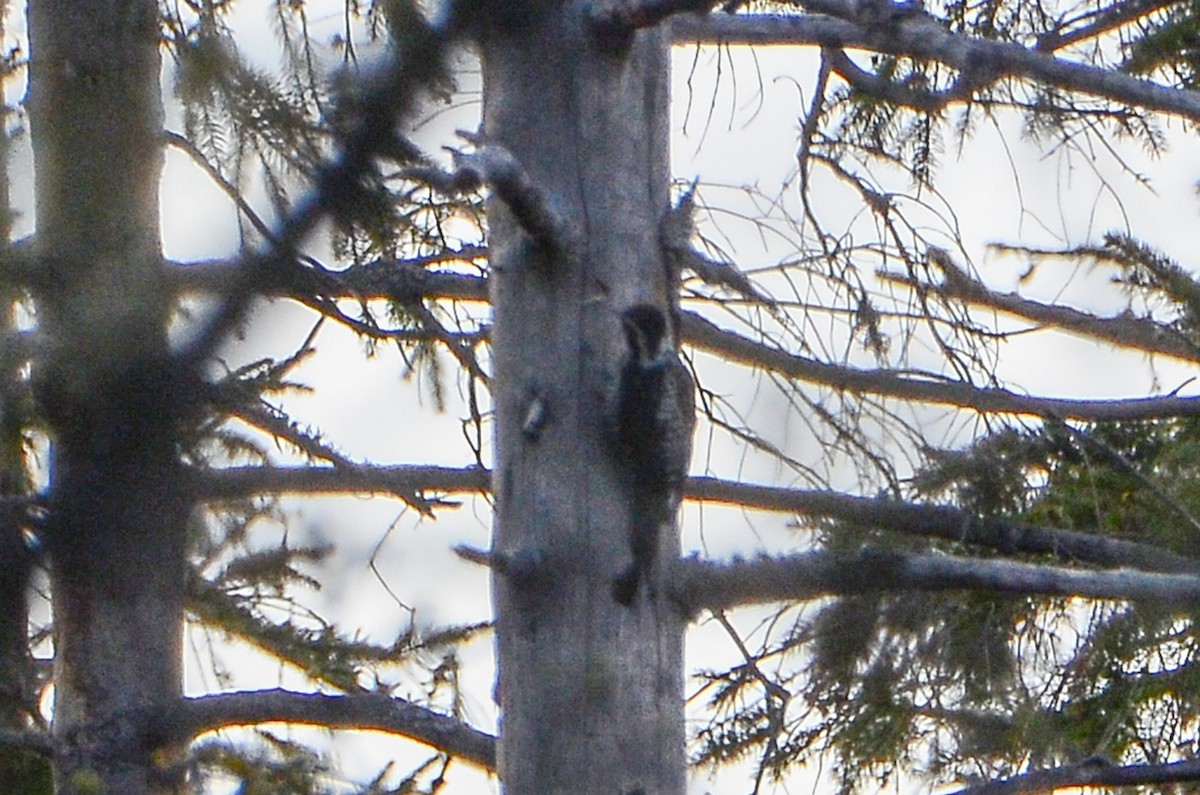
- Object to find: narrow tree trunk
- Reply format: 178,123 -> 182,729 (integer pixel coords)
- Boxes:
27,2 -> 187,792
484,4 -> 685,793
0,2 -> 48,789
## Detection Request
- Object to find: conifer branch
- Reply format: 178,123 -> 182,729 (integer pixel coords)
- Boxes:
200,466 -> 1197,575
163,131 -> 276,243
1035,0 -> 1177,52
179,259 -> 1200,421
180,257 -> 1200,420
210,404 -> 441,516
177,4 -> 459,369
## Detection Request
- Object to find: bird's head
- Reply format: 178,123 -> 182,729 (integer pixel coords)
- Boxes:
621,304 -> 668,364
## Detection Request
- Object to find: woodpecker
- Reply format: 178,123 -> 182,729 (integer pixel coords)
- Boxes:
612,303 -> 695,606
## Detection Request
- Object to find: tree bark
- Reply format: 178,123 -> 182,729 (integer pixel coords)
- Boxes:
0,2 -> 49,791
27,2 -> 187,793
482,3 -> 685,793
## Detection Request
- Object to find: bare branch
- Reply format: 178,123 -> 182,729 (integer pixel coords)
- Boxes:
682,311 -> 1200,421
670,11 -> 1200,122
164,131 -> 277,243
880,252 -> 1200,364
824,46 -> 959,111
197,463 -> 1198,575
195,464 -> 489,503
672,11 -> 874,46
179,251 -> 1200,421
453,544 -> 492,567
211,403 -> 442,516
161,689 -> 496,771
950,755 -> 1200,795
687,476 -> 1200,573
680,249 -> 770,302
588,0 -> 720,45
1036,0 -> 1178,53
173,252 -> 490,372
676,547 -> 1200,613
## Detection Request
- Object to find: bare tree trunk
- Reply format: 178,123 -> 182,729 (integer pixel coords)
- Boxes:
483,3 -> 685,793
27,2 -> 187,792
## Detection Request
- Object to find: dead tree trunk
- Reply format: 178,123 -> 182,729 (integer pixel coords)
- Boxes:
482,3 -> 686,793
